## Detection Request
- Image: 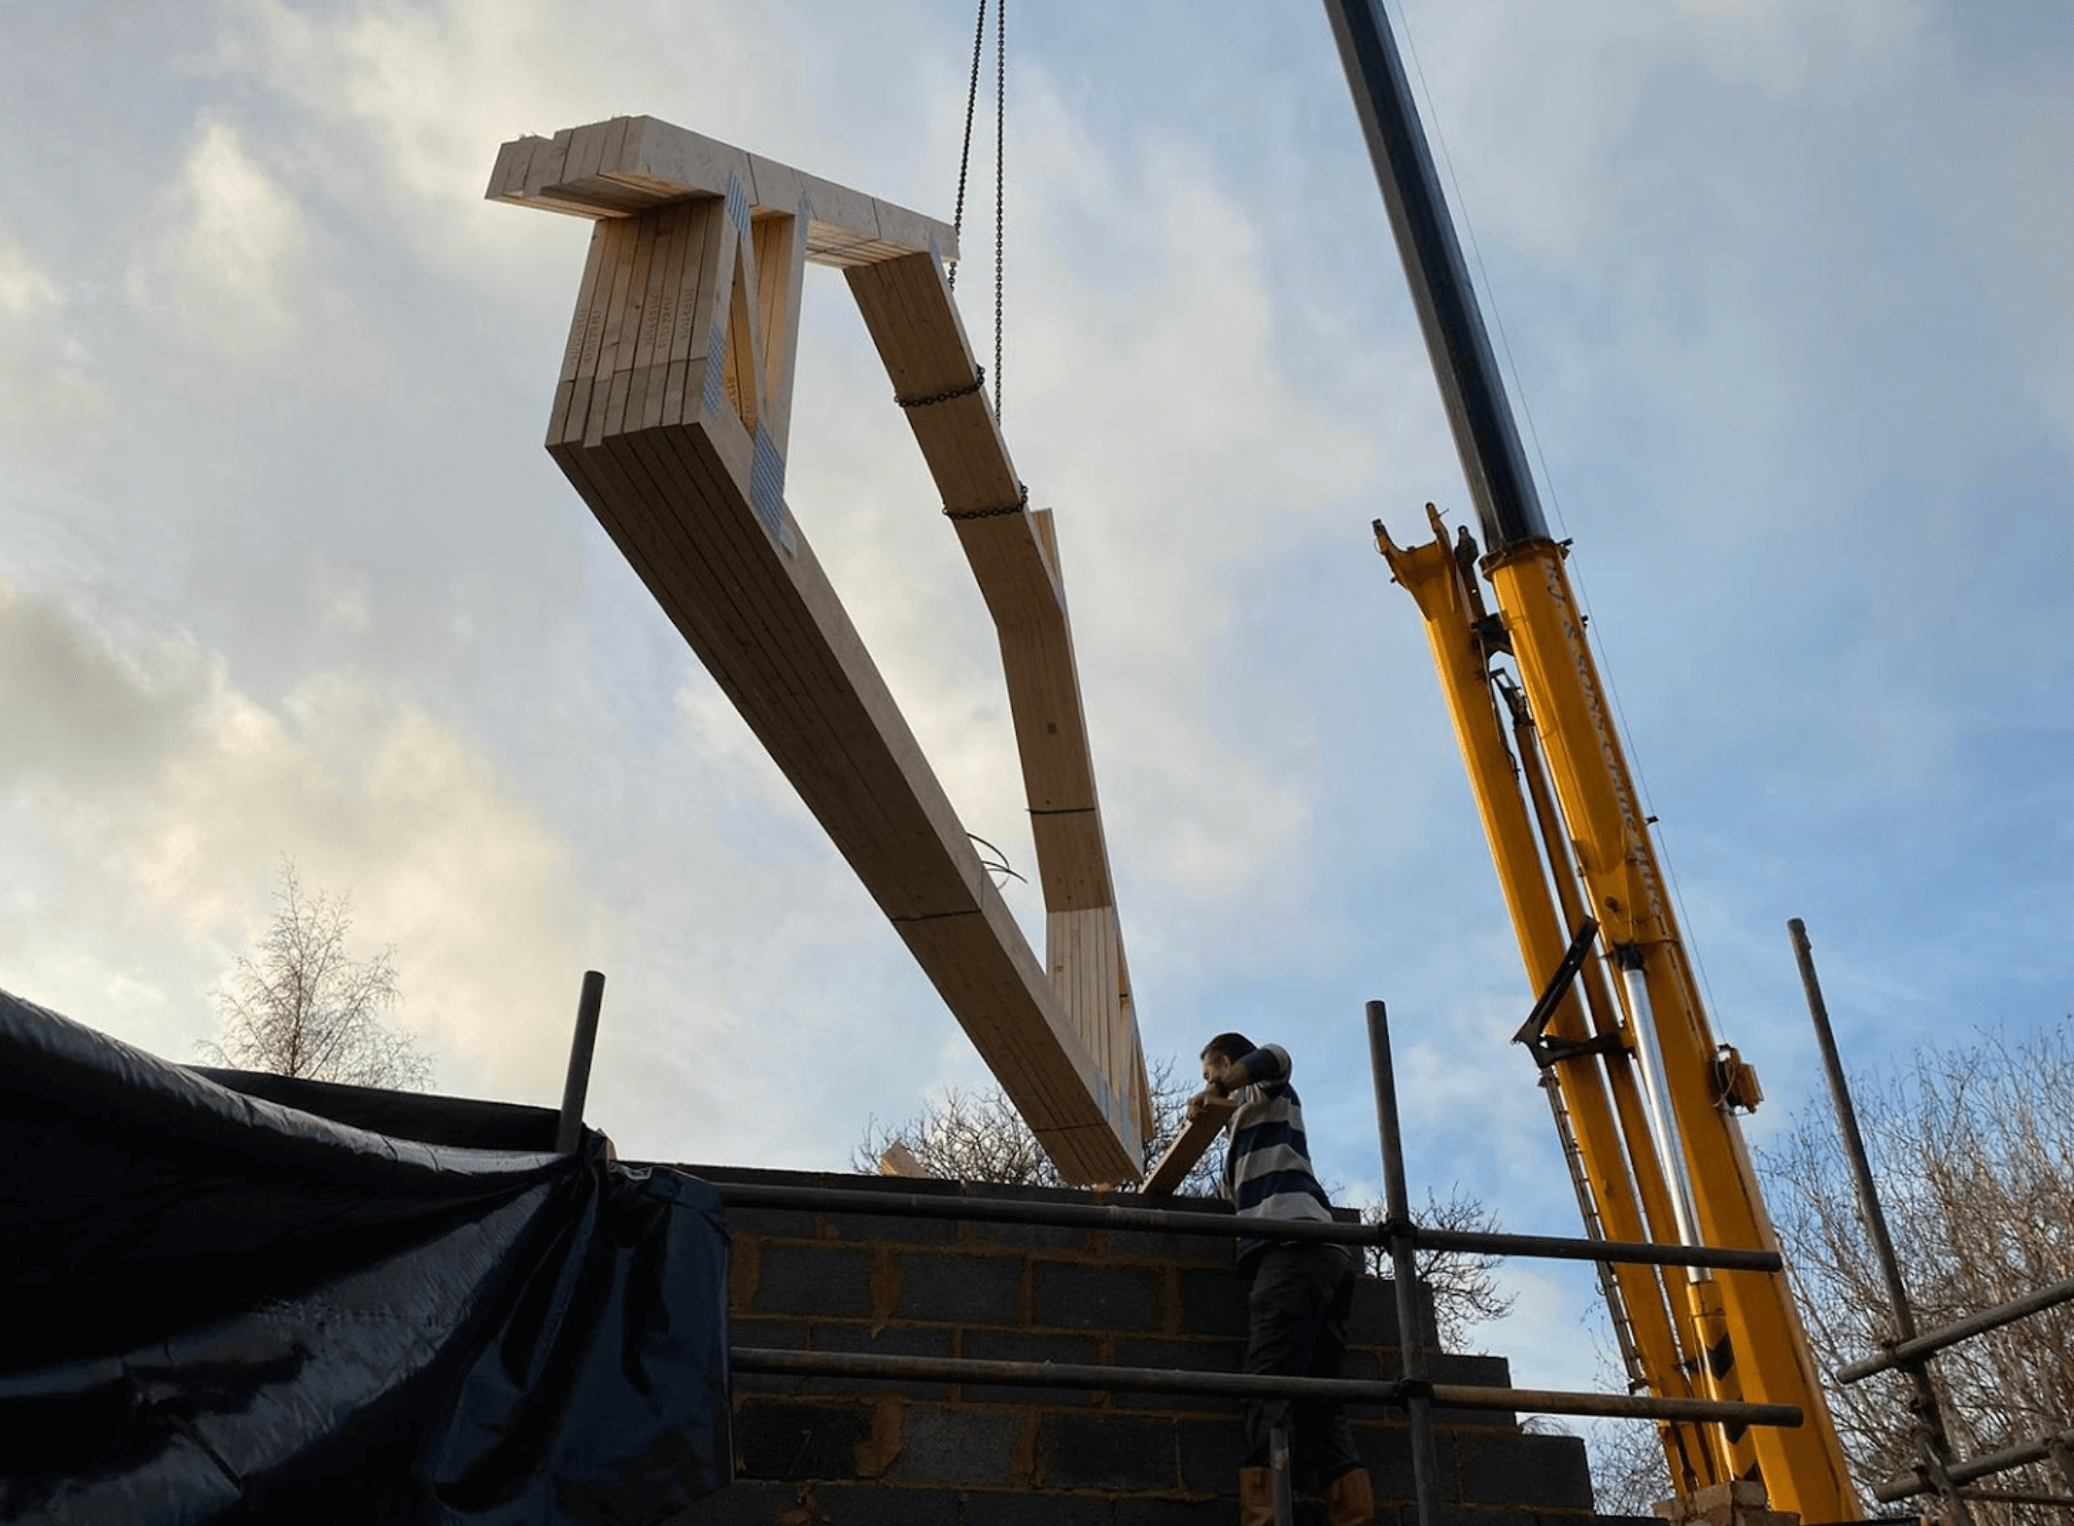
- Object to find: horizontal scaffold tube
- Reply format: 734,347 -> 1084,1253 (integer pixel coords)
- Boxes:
1875,1429 -> 2074,1502
731,1347 -> 1803,1428
1838,1272 -> 2074,1384
714,1181 -> 1782,1273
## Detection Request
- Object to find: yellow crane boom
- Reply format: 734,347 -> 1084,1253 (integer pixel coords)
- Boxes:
1322,2 -> 1857,1516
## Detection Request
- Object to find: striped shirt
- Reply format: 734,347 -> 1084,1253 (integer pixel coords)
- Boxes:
1217,1044 -> 1339,1263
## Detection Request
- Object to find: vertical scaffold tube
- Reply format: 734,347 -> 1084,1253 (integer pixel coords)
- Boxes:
1367,1000 -> 1441,1526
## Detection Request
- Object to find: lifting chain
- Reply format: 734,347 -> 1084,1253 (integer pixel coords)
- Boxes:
991,0 -> 1006,426
947,0 -> 986,296
943,483 -> 1030,522
894,367 -> 984,411
947,0 -> 1007,426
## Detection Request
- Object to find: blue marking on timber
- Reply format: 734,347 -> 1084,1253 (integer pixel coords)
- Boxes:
702,326 -> 726,418
751,426 -> 795,553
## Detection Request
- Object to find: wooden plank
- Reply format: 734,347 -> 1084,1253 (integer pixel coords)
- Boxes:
549,222 -> 611,445
1103,914 -> 1129,1108
501,135 -> 546,200
948,514 -> 1064,625
1046,906 -> 1122,1060
850,252 -> 986,395
722,205 -> 767,436
603,209 -> 664,437
892,885 -> 1138,1178
551,218 -> 967,913
634,203 -> 690,433
614,115 -> 752,202
522,127 -> 574,200
848,257 -> 1026,513
752,210 -> 808,456
502,120 -> 641,221
746,153 -> 803,218
1027,812 -> 1113,918
604,414 -> 982,918
878,1141 -> 927,1178
843,239 -> 1145,1133
562,481 -> 918,906
645,439 -> 1126,1174
796,168 -> 880,252
484,138 -> 525,203
565,118 -> 612,185
487,116 -> 955,268
1123,1008 -> 1152,1141
498,141 -> 1141,1181
869,196 -> 943,262
846,270 -> 1084,648
1140,1095 -> 1234,1196
616,368 -> 993,922
996,623 -> 1099,807
582,214 -> 644,447
573,427 -> 970,921
661,199 -> 715,427
635,203 -> 690,434
564,217 -> 639,447
682,185 -> 741,431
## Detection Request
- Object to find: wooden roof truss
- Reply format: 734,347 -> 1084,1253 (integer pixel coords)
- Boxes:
489,116 -> 1150,1183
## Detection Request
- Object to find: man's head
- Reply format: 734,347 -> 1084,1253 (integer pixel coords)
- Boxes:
1200,1031 -> 1255,1090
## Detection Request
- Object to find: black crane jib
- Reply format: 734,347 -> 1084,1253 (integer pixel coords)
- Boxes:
1323,0 -> 1550,555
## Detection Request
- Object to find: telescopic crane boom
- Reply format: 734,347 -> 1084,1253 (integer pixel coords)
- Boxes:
1320,2 -> 1858,1518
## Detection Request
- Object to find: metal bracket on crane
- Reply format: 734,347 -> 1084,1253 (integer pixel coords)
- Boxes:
1511,916 -> 1625,1069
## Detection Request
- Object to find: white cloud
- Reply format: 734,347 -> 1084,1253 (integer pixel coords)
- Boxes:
1906,49 -> 2074,451
0,582 -> 607,1102
0,226 -> 108,452
127,117 -> 307,350
0,232 -> 61,319
207,0 -> 950,291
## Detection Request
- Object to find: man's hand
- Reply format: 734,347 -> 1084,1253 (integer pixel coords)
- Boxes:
1186,1086 -> 1219,1122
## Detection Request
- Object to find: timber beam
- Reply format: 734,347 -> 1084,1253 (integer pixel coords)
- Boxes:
490,116 -> 1147,1181
846,254 -> 1149,1155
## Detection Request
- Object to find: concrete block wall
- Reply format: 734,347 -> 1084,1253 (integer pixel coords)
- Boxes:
684,1166 -> 1598,1525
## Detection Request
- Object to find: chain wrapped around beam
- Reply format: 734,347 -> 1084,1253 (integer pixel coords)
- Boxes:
895,367 -> 985,410
943,483 -> 1029,522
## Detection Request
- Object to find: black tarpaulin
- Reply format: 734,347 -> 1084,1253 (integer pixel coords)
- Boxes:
0,988 -> 731,1524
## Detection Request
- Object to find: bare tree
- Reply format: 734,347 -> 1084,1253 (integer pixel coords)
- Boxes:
1577,1334 -> 1674,1516
854,1056 -> 1220,1196
201,858 -> 434,1091
1583,1413 -> 1673,1517
1360,1185 -> 1520,1352
1760,1020 -> 2074,1526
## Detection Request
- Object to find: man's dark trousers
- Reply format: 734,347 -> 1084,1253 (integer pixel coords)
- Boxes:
1240,1241 -> 1362,1480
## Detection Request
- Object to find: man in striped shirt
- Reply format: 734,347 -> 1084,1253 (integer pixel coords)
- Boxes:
1193,1032 -> 1374,1525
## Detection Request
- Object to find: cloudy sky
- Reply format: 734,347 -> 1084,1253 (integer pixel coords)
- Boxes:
5,0 -> 2072,1399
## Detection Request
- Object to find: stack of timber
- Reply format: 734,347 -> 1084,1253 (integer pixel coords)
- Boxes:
489,117 -> 1149,1183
